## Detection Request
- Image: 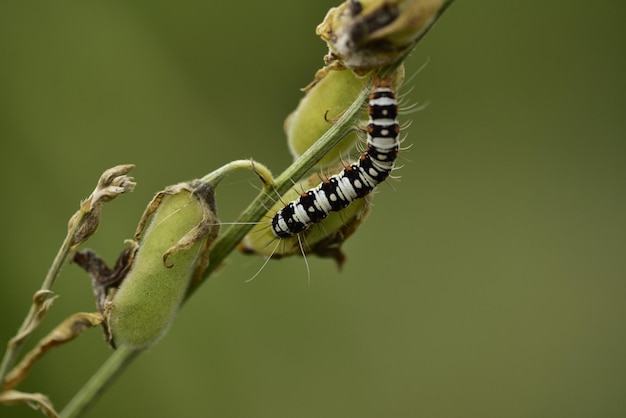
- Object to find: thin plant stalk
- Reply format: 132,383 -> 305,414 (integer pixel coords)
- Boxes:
1,165 -> 135,388
0,210 -> 86,386
60,346 -> 139,417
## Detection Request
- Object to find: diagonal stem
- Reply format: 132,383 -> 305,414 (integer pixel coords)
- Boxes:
0,209 -> 86,387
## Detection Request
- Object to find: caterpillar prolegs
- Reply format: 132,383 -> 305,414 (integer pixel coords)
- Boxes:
271,78 -> 399,239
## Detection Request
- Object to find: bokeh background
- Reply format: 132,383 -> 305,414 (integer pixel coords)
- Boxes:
1,1 -> 625,417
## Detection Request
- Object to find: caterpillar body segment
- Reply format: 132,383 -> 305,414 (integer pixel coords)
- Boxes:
237,169 -> 372,268
287,66 -> 404,168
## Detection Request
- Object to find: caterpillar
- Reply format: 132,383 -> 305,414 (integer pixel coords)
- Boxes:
271,78 -> 399,239
237,170 -> 373,270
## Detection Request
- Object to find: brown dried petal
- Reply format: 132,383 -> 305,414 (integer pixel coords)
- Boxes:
8,291 -> 58,349
3,312 -> 103,390
69,164 -> 136,248
0,390 -> 59,418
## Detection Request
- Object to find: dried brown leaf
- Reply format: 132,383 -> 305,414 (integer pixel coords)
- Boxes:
8,291 -> 58,349
69,164 -> 136,248
3,312 -> 103,390
0,389 -> 59,418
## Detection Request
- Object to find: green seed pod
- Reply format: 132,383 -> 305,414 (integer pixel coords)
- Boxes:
286,68 -> 369,167
238,169 -> 371,268
105,181 -> 219,349
286,67 -> 403,168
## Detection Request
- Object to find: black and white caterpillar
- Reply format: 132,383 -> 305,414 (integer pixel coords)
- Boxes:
271,79 -> 399,238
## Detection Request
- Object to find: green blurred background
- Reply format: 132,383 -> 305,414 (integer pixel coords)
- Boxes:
1,1 -> 625,417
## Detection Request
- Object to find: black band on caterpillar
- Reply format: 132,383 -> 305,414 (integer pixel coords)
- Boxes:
272,79 -> 399,239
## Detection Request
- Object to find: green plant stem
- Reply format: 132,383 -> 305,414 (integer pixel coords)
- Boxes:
0,210 -> 86,387
60,346 -> 139,418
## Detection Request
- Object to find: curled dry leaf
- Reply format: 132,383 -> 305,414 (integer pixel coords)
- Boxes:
0,390 -> 59,417
3,312 -> 103,391
8,291 -> 58,349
